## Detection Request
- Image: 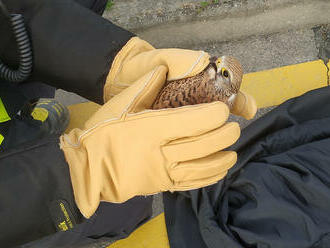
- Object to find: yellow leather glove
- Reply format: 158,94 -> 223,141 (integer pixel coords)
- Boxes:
60,65 -> 242,218
104,37 -> 210,102
231,91 -> 257,120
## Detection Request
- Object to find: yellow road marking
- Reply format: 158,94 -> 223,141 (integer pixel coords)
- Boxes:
241,60 -> 328,108
109,213 -> 170,248
327,60 -> 330,84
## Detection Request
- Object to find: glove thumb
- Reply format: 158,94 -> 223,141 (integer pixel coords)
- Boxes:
231,91 -> 257,120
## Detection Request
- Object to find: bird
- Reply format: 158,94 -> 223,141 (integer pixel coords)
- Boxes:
152,56 -> 243,110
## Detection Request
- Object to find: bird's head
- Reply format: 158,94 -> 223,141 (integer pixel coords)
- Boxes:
207,55 -> 243,107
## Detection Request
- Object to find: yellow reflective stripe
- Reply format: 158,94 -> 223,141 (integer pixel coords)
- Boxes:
0,98 -> 10,123
0,134 -> 3,145
31,108 -> 49,122
60,202 -> 73,229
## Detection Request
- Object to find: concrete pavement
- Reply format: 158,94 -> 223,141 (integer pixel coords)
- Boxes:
56,0 -> 330,105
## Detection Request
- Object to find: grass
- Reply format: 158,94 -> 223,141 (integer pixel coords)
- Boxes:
106,0 -> 114,10
200,1 -> 210,8
200,0 -> 220,9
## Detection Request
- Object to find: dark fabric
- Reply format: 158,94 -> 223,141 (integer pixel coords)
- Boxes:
164,86 -> 330,248
1,0 -> 135,104
75,0 -> 108,15
0,80 -> 55,151
16,81 -> 55,100
0,0 -> 107,100
0,136 -> 83,247
0,1 -> 13,56
0,116 -> 44,151
0,80 -> 55,115
22,197 -> 153,248
0,1 -> 151,247
0,80 -> 27,118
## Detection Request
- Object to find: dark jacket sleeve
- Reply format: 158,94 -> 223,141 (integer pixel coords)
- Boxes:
0,0 -> 135,104
0,135 -> 83,247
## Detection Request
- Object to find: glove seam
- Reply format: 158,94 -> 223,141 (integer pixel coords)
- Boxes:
163,122 -> 238,147
104,37 -> 154,102
61,101 -> 222,149
62,67 -> 159,148
167,51 -> 208,81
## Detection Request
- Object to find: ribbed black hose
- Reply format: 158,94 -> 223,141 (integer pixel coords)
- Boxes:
0,14 -> 33,83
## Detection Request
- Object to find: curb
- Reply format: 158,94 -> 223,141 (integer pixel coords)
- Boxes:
104,1 -> 330,48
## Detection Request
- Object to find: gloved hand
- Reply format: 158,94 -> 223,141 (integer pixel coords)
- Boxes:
105,37 -> 257,119
231,91 -> 256,120
60,65 -> 243,218
60,37 -> 257,218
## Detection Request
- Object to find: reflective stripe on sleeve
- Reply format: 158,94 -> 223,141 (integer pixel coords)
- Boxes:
0,98 -> 10,123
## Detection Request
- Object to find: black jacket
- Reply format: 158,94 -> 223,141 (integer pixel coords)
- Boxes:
164,86 -> 330,248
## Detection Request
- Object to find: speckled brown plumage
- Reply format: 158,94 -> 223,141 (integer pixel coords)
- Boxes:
152,56 -> 243,110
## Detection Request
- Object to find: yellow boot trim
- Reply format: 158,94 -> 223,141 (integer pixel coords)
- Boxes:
31,108 -> 49,122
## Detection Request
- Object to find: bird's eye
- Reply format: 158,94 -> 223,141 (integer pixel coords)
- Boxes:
222,68 -> 229,78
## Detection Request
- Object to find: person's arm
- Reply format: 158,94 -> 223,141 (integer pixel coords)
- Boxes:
0,1 -> 257,247
0,135 -> 83,247
1,0 -> 134,104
